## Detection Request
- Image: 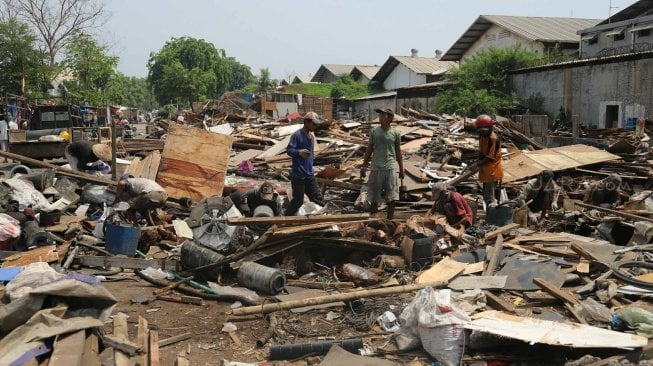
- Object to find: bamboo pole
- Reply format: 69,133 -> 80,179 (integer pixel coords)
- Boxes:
231,280 -> 447,316
575,201 -> 653,224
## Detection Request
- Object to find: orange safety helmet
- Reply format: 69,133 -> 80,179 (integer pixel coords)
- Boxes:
476,114 -> 493,128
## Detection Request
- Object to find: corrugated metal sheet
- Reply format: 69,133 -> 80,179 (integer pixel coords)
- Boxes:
352,65 -> 381,80
485,15 -> 600,42
371,56 -> 457,85
312,64 -> 376,82
442,15 -> 600,61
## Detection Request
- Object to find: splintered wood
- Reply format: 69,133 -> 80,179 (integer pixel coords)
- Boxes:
157,124 -> 233,201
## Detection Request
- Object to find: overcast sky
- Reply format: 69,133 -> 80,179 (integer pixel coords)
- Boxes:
102,0 -> 636,81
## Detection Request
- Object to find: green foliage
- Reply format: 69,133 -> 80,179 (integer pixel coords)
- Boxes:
104,74 -> 157,110
284,78 -> 377,99
62,32 -> 118,105
330,75 -> 369,99
257,68 -> 276,93
147,37 -> 253,105
433,46 -> 543,117
524,92 -> 545,114
0,19 -> 50,96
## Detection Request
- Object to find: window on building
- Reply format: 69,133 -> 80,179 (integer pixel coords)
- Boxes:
638,29 -> 651,37
589,37 -> 598,45
615,33 -> 625,41
498,30 -> 510,39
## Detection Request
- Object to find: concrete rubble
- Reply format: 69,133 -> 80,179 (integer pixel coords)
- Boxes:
1,97 -> 653,365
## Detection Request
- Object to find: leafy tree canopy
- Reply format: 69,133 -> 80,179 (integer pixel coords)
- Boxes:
62,31 -> 118,105
147,37 -> 253,105
330,75 -> 369,99
433,46 -> 542,117
0,19 -> 50,96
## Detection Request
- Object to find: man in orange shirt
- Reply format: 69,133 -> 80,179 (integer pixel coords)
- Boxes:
476,115 -> 503,208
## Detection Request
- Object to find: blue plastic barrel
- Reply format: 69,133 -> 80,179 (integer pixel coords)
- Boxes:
105,224 -> 140,256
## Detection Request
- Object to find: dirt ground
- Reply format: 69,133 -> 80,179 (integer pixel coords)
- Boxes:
102,274 -> 271,366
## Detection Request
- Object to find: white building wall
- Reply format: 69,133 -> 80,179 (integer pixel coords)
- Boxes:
462,24 -> 545,62
383,64 -> 426,90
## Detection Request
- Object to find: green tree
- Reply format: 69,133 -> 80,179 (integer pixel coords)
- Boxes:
62,31 -> 118,105
104,74 -> 157,110
0,19 -> 49,95
256,67 -> 276,93
148,37 -> 242,105
228,58 -> 254,91
433,46 -> 542,117
330,75 -> 369,99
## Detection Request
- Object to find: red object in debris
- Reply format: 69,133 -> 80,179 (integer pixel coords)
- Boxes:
0,238 -> 15,251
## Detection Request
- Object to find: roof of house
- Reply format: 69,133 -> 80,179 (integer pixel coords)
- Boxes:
310,64 -> 359,82
596,0 -> 653,26
292,75 -> 312,84
351,65 -> 381,80
441,15 -> 601,61
371,56 -> 457,84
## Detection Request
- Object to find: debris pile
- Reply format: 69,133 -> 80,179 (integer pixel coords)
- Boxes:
1,105 -> 653,365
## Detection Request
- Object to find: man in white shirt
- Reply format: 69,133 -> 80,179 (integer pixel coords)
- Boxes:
115,174 -> 168,225
0,115 -> 8,162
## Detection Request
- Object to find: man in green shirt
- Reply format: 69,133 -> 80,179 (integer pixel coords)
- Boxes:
361,108 -> 404,219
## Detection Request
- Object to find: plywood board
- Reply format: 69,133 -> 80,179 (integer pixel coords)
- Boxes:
448,275 -> 507,290
228,149 -> 261,167
257,135 -> 291,159
416,257 -> 467,284
466,310 -> 647,349
49,330 -> 86,366
275,289 -> 345,313
502,144 -> 619,183
1,245 -> 59,267
400,137 -> 431,151
157,124 -> 232,201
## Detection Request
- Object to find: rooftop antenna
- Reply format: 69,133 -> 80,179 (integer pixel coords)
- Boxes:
608,0 -> 619,24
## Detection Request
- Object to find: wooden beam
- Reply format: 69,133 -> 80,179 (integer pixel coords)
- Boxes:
232,281 -> 447,316
49,330 -> 86,366
227,213 -> 370,226
137,316 -> 149,366
533,278 -> 580,306
158,332 -> 192,348
574,201 -> 653,224
75,256 -> 178,270
149,330 -> 160,366
483,290 -> 516,314
0,150 -> 117,186
80,333 -> 101,366
314,177 -> 362,191
484,223 -> 520,240
483,234 -> 504,276
113,313 -> 132,366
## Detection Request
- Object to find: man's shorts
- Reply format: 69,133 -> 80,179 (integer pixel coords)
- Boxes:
129,191 -> 168,211
367,169 -> 399,203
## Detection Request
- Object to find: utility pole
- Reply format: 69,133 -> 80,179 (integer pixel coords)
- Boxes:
608,0 -> 620,24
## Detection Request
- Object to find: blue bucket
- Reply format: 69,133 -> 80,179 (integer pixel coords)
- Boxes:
105,224 -> 140,256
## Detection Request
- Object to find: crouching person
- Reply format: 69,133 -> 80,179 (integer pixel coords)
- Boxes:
115,175 -> 168,225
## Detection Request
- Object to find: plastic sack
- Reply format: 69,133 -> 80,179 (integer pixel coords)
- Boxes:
92,203 -> 113,239
612,307 -> 653,338
4,262 -> 63,301
2,178 -> 53,211
207,282 -> 259,304
81,184 -> 116,205
399,287 -> 470,366
0,213 -> 21,242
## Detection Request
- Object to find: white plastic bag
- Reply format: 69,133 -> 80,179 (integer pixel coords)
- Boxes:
5,262 -> 63,301
399,287 -> 470,366
0,213 -> 21,242
3,178 -> 53,211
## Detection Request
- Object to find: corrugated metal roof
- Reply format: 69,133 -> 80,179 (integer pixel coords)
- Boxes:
352,65 -> 381,80
595,0 -> 653,26
371,56 -> 457,85
441,15 -> 600,61
311,64 -> 379,82
352,91 -> 397,101
292,75 -> 312,84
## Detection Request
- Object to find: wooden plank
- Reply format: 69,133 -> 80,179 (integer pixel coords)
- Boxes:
75,256 -> 178,270
315,177 -> 362,191
416,257 -> 467,284
2,245 -> 59,267
49,330 -> 86,366
157,124 -> 232,201
257,135 -> 291,159
137,316 -> 148,366
158,332 -> 192,348
149,330 -> 160,366
227,213 -> 370,226
575,201 -> 653,224
462,261 -> 485,275
147,150 -> 162,181
484,223 -> 519,240
533,277 -> 580,305
523,292 -> 560,304
483,291 -> 516,314
400,137 -> 431,151
80,333 -> 101,366
228,149 -> 262,167
175,357 -> 190,366
448,275 -> 507,290
113,312 -> 131,366
483,234 -> 504,276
